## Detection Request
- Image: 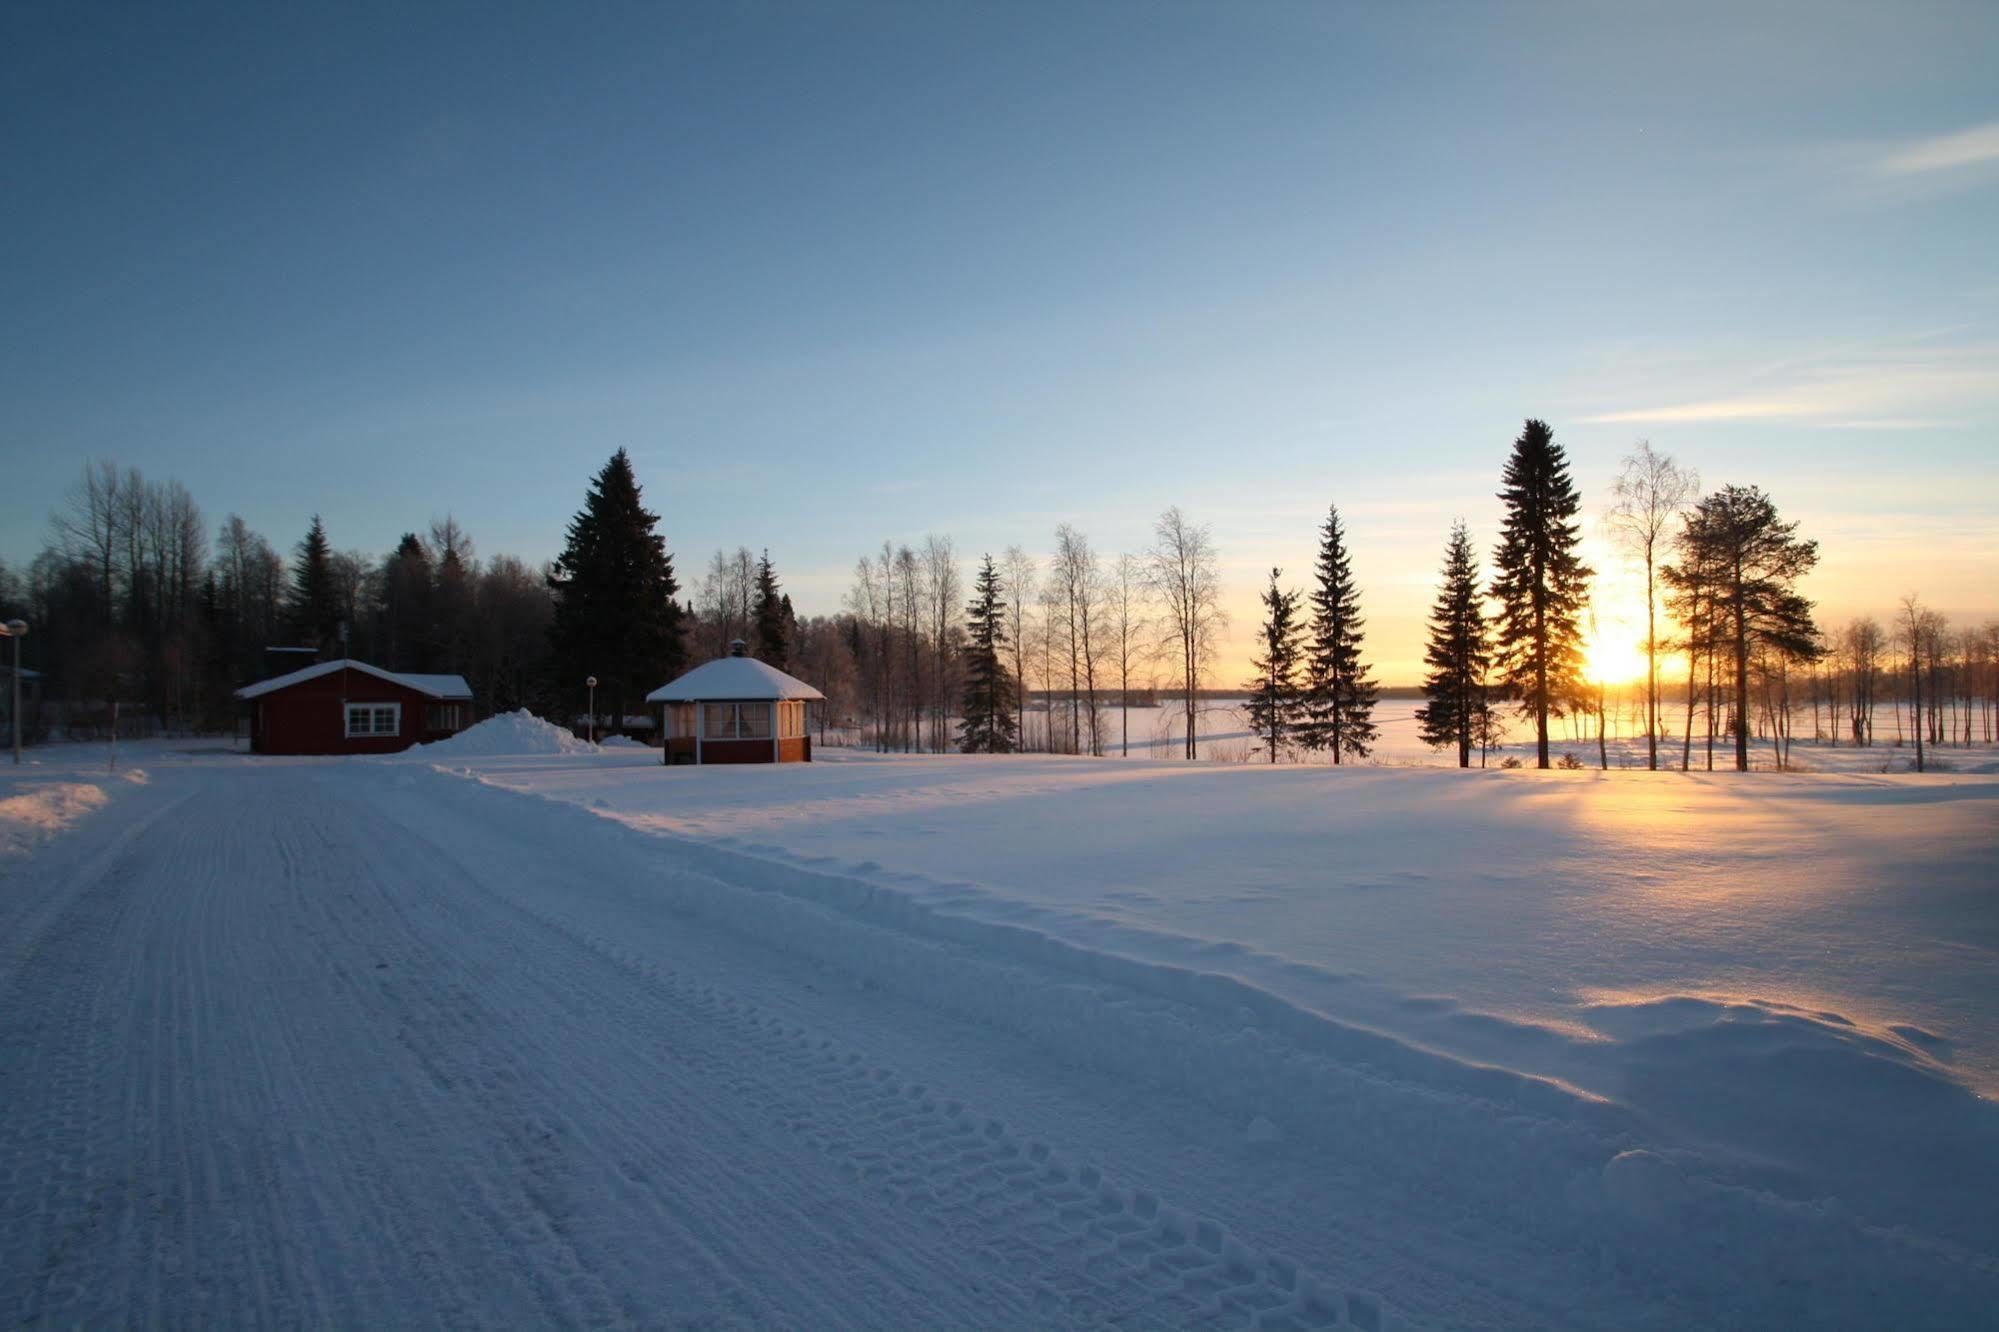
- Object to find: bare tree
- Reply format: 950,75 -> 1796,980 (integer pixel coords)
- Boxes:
1036,575 -> 1067,752
1053,525 -> 1103,756
1605,441 -> 1697,770
1899,595 -> 1936,772
895,545 -> 921,751
698,546 -> 758,658
1107,552 -> 1150,757
1000,546 -> 1036,748
52,461 -> 122,621
1145,507 -> 1225,760
845,552 -> 890,751
1845,617 -> 1883,746
922,535 -> 961,751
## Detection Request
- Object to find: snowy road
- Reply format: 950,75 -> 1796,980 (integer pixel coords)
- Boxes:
2,752 -> 1992,1328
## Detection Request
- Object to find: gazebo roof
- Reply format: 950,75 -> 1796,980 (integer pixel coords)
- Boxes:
646,656 -> 824,703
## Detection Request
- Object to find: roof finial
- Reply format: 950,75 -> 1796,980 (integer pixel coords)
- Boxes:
729,638 -> 748,657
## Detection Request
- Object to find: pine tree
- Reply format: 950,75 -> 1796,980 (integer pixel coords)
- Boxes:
753,551 -> 789,666
1416,521 -> 1492,768
1244,568 -> 1304,763
287,515 -> 341,656
379,533 -> 433,671
1490,419 -> 1592,768
548,449 -> 686,729
1664,485 -> 1821,771
1297,504 -> 1378,762
958,554 -> 1017,753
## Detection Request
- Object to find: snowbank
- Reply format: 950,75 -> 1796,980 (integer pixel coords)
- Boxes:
0,781 -> 112,855
416,709 -> 598,757
599,735 -> 650,750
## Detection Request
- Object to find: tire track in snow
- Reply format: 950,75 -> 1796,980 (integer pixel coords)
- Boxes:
356,772 -> 1385,1331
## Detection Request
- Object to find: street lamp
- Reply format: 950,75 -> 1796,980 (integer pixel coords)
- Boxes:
586,676 -> 598,745
2,619 -> 27,765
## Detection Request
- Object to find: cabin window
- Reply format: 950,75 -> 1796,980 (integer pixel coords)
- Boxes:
345,702 -> 401,738
736,702 -> 772,739
425,703 -> 463,732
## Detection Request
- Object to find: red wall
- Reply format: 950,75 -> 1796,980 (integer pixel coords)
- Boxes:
249,668 -> 462,755
659,736 -> 812,765
698,738 -> 777,765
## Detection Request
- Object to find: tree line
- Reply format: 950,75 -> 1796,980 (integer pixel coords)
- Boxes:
4,442 -> 1989,767
2,462 -> 556,735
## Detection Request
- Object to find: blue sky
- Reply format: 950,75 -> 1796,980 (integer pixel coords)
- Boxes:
4,2 -> 1995,680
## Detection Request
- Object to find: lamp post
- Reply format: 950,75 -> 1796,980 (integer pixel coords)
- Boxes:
2,619 -> 27,765
586,676 -> 598,745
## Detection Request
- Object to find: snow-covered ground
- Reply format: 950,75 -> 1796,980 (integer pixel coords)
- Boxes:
3,732 -> 1995,1327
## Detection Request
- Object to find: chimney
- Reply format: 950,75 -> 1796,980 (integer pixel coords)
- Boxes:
729,638 -> 748,657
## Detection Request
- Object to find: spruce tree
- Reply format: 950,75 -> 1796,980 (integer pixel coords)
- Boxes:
1244,568 -> 1304,763
1490,419 -> 1591,768
1416,521 -> 1492,768
548,449 -> 686,729
379,534 -> 433,671
753,551 -> 789,666
288,515 -> 341,656
1298,504 -> 1378,762
958,554 -> 1017,753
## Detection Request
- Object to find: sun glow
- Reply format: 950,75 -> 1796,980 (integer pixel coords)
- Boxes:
1583,629 -> 1650,687
1580,550 -> 1662,687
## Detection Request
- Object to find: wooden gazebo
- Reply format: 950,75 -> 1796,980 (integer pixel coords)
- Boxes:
646,642 -> 823,765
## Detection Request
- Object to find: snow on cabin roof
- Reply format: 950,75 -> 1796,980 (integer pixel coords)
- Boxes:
234,658 -> 474,701
646,656 -> 825,703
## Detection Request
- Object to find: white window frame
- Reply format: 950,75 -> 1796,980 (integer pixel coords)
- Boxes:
344,702 -> 402,738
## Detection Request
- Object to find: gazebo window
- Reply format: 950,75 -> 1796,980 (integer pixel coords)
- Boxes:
702,702 -> 774,740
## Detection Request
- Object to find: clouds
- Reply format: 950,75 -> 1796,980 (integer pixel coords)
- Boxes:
1577,337 -> 1998,430
1878,121 -> 1999,176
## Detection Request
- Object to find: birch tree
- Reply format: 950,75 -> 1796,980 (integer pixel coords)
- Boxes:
1605,441 -> 1697,770
1146,507 -> 1225,760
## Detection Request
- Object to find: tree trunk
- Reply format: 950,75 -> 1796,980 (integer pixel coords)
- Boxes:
1645,556 -> 1658,770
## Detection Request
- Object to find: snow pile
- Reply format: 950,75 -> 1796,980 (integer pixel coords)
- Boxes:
0,781 -> 112,855
599,735 -> 650,750
416,709 -> 597,757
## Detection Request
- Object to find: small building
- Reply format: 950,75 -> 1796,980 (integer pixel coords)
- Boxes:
647,643 -> 823,765
1,662 -> 42,748
235,659 -> 473,755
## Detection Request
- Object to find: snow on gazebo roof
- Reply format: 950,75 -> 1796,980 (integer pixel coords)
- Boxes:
646,655 -> 824,704
234,658 -> 473,701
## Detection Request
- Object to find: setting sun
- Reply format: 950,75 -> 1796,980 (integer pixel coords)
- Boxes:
1583,629 -> 1649,686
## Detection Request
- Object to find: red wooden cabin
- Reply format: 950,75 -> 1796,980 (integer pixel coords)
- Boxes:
235,659 -> 473,755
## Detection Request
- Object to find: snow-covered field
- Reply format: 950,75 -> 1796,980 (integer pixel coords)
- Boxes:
3,729 -> 1995,1328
